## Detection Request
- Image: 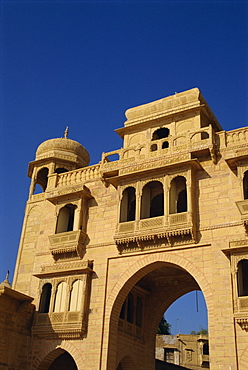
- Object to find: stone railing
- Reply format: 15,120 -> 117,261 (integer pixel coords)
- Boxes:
225,127 -> 248,147
118,318 -> 142,338
47,163 -> 101,190
115,213 -> 193,243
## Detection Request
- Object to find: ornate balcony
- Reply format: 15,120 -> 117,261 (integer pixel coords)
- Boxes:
115,213 -> 195,253
33,311 -> 86,339
48,230 -> 87,259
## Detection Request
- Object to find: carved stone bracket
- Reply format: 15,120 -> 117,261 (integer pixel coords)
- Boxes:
236,317 -> 248,331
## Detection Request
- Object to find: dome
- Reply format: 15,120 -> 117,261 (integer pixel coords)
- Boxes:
35,137 -> 90,167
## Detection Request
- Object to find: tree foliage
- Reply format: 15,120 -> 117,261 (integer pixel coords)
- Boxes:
190,327 -> 208,335
157,317 -> 171,334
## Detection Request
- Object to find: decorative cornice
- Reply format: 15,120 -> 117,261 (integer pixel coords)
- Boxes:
34,260 -> 93,278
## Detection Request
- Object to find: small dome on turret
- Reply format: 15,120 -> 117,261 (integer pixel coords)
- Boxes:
35,137 -> 90,167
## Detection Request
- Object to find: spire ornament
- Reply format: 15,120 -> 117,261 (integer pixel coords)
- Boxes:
64,126 -> 69,139
0,270 -> 11,288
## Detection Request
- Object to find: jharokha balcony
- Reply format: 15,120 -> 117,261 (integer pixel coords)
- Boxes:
115,212 -> 195,254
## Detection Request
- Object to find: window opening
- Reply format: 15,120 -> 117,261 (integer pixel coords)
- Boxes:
177,188 -> 187,213
56,204 -> 77,233
54,281 -> 67,312
141,181 -> 164,219
34,184 -> 44,195
127,293 -> 134,323
152,128 -> 170,141
201,132 -> 209,140
162,141 -> 169,149
55,168 -> 68,174
151,144 -> 157,152
243,171 -> 248,199
120,299 -> 126,320
237,259 -> 248,296
69,280 -> 83,311
135,296 -> 143,327
35,167 -> 49,193
203,342 -> 209,355
120,187 -> 136,222
150,193 -> 164,217
169,176 -> 187,214
39,283 -> 52,313
164,348 -> 174,363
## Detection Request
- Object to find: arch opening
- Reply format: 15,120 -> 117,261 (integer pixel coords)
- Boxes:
109,261 -> 209,370
152,128 -> 170,141
37,349 -> 78,370
34,167 -> 49,193
120,187 -> 136,222
237,259 -> 248,296
141,181 -> 164,219
55,204 -> 77,233
39,283 -> 52,313
169,176 -> 187,214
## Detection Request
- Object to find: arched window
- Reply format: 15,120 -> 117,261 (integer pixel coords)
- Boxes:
152,127 -> 169,141
169,176 -> 187,214
243,171 -> 248,199
141,181 -> 164,219
35,167 -> 49,193
39,283 -> 52,313
120,299 -> 126,320
54,281 -> 67,312
237,259 -> 248,297
120,187 -> 136,222
69,280 -> 83,311
127,293 -> 134,323
56,204 -> 77,233
135,296 -> 143,327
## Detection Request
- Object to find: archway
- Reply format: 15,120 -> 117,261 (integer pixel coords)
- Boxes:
37,349 -> 78,370
106,258 -> 212,370
117,355 -> 136,370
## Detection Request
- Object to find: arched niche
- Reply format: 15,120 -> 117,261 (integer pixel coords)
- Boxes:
169,176 -> 187,214
55,204 -> 77,233
141,181 -> 164,219
120,187 -> 136,222
53,281 -> 67,312
35,167 -> 49,193
152,128 -> 169,141
237,259 -> 248,297
39,283 -> 52,313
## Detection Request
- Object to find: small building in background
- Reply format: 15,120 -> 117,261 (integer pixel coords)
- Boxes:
156,334 -> 209,369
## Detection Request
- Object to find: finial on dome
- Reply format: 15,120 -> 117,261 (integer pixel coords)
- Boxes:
64,126 -> 69,139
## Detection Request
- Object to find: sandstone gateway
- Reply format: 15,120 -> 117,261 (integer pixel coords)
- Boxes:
1,88 -> 248,369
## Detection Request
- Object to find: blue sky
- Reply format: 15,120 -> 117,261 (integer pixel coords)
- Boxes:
1,0 -> 247,334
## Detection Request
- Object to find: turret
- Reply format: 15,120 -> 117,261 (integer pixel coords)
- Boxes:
27,128 -> 90,197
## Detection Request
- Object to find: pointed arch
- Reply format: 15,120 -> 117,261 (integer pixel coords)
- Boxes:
105,252 -> 214,370
31,342 -> 84,370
